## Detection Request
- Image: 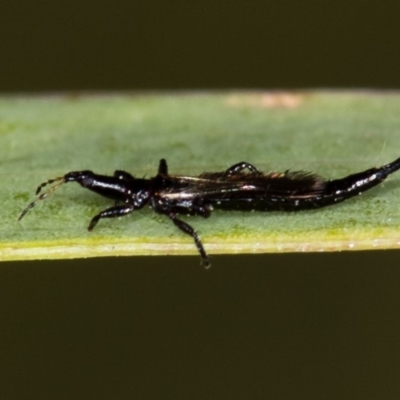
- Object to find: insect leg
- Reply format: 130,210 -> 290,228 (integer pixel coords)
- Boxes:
88,205 -> 136,231
158,159 -> 168,175
224,162 -> 261,176
168,213 -> 210,268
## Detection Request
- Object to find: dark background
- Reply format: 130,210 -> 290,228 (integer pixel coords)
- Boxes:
1,1 -> 400,399
1,1 -> 400,92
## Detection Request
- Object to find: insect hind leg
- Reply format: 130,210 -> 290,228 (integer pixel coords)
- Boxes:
224,162 -> 261,176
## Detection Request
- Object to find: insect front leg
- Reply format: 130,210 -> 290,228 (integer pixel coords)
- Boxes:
168,213 -> 210,269
88,204 -> 136,231
224,162 -> 261,176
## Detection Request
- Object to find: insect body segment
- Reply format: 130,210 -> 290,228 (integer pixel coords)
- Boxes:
19,157 -> 400,268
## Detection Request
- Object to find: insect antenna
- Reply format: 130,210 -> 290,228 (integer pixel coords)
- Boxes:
18,176 -> 65,221
35,176 -> 65,195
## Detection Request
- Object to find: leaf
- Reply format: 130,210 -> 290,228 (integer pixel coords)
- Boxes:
1,91 -> 400,261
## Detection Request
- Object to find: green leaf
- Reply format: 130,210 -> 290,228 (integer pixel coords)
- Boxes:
1,92 -> 400,261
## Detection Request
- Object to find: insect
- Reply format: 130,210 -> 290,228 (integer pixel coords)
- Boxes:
19,157 -> 400,268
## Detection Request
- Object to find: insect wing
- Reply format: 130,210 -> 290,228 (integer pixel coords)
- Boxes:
160,171 -> 327,202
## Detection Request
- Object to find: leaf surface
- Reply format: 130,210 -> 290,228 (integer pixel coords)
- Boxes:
1,91 -> 400,261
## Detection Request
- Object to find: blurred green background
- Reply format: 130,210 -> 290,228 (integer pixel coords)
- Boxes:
1,1 -> 400,399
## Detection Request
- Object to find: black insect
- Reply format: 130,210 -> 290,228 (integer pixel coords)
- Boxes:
19,157 -> 400,268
